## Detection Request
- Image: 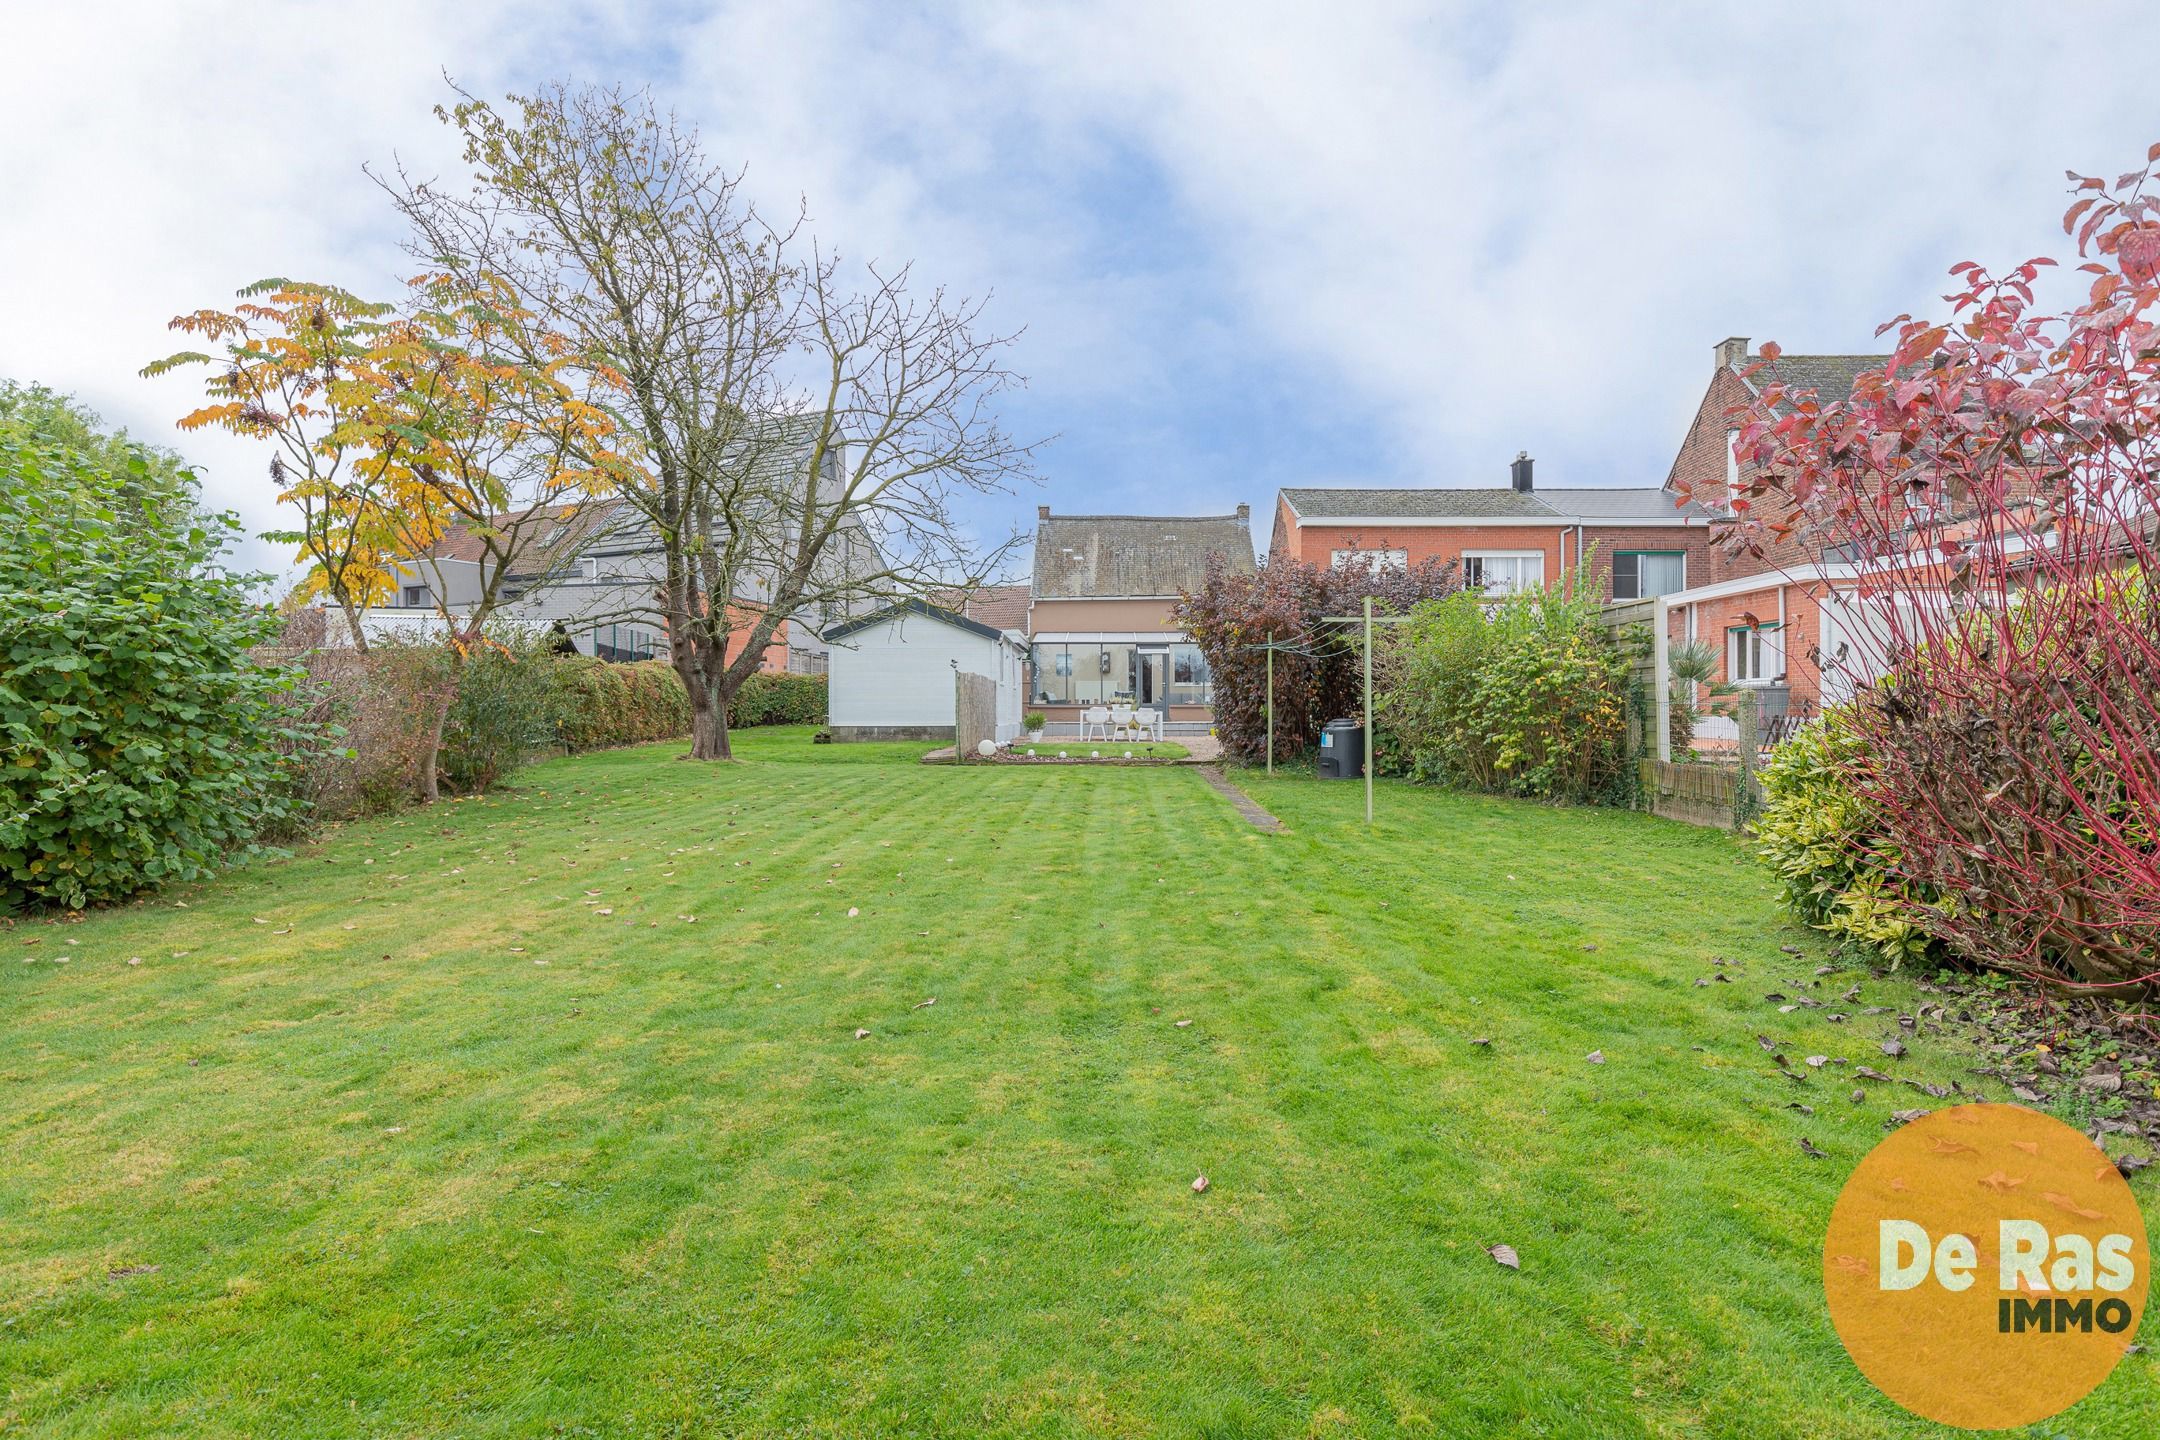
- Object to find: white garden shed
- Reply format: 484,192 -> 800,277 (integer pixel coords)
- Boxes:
824,599 -> 1028,744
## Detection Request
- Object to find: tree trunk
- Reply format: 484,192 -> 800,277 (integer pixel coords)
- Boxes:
418,642 -> 468,803
689,675 -> 734,760
340,598 -> 370,653
419,685 -> 453,802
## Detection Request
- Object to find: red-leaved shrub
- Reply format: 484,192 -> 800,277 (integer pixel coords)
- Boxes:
1172,554 -> 1460,762
1719,144 -> 2160,988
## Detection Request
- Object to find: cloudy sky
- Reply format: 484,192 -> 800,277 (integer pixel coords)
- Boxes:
4,2 -> 2154,577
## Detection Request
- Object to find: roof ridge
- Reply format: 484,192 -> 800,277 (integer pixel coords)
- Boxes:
1041,512 -> 1249,522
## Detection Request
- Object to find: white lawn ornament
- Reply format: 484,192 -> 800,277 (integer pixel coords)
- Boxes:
976,739 -> 996,757
1058,750 -> 1068,758
1123,750 -> 1133,759
1026,748 -> 1036,756
1090,749 -> 1100,758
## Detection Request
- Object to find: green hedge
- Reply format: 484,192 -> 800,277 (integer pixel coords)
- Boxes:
1754,710 -> 1944,968
549,658 -> 692,751
1379,587 -> 1633,805
2,428 -> 303,909
727,672 -> 827,729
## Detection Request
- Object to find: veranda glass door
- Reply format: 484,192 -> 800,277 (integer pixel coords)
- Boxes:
1137,647 -> 1170,713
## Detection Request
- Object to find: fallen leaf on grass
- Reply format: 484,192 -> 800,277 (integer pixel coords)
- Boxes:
1175,1019 -> 1192,1028
847,907 -> 860,918
1470,1036 -> 1492,1048
107,1264 -> 159,1278
1192,1174 -> 1209,1194
1486,1243 -> 1520,1270
854,1029 -> 871,1040
594,908 -> 613,917
1805,1056 -> 1828,1069
913,997 -> 936,1010
1799,1138 -> 1827,1160
1880,1040 -> 1907,1059
1586,1050 -> 1605,1064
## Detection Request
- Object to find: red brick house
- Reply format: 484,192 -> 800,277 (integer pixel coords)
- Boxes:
1653,338 -> 1890,736
1269,453 -> 1714,602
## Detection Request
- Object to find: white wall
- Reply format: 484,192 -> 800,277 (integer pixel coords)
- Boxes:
828,613 -> 1026,739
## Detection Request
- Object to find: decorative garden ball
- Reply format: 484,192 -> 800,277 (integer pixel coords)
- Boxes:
1026,748 -> 1036,756
976,739 -> 996,758
1090,749 -> 1100,758
1123,750 -> 1133,759
1058,750 -> 1067,758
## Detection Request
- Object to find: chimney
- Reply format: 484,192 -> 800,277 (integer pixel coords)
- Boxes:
1715,336 -> 1751,370
1037,504 -> 1051,520
1510,452 -> 1534,493
1235,502 -> 1250,523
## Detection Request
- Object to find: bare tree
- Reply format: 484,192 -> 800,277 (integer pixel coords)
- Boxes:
382,83 -> 1036,758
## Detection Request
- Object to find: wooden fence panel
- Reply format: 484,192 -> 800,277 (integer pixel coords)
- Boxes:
1639,758 -> 1753,830
954,671 -> 998,758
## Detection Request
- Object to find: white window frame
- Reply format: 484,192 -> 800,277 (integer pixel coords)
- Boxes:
582,556 -> 600,581
1726,621 -> 1785,686
1330,547 -> 1408,575
1462,550 -> 1545,597
1611,550 -> 1687,602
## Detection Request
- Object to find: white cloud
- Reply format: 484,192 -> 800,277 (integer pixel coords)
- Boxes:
5,1 -> 2155,579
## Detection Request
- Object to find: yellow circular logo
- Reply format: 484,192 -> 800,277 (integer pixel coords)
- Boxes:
1824,1103 -> 2148,1429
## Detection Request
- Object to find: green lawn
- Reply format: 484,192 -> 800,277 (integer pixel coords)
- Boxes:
3,726 -> 2152,1437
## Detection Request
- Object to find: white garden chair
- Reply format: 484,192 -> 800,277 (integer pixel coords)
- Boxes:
1108,704 -> 1135,740
1082,706 -> 1112,741
1135,708 -> 1164,742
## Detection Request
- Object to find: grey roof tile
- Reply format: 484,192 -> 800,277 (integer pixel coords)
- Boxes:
1032,513 -> 1257,598
1281,487 -> 1562,520
1739,354 -> 1891,410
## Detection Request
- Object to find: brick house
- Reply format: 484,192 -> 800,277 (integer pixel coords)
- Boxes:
1024,506 -> 1257,734
1654,338 -> 1890,729
1270,453 -> 1714,602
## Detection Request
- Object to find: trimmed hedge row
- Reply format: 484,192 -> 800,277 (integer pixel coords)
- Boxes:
727,672 -> 827,729
550,658 -> 693,752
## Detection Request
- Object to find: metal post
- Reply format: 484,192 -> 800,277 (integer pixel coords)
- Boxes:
1362,595 -> 1374,825
1265,640 -> 1274,776
1652,596 -> 1672,764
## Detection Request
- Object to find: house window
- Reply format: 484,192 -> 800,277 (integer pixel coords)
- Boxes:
401,585 -> 431,608
1030,642 -> 1140,704
1329,547 -> 1408,575
1611,551 -> 1686,601
1169,644 -> 1213,706
1727,622 -> 1785,684
1462,551 -> 1544,596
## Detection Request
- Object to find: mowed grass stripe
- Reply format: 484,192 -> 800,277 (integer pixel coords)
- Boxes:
0,726 -> 2152,1437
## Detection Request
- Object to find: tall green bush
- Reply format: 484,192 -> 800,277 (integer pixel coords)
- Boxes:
1755,710 -> 1944,968
439,636 -> 561,792
1380,587 -> 1631,804
1,424 -> 302,909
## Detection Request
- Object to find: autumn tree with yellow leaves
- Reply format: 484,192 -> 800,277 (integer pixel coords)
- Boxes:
149,274 -> 631,798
